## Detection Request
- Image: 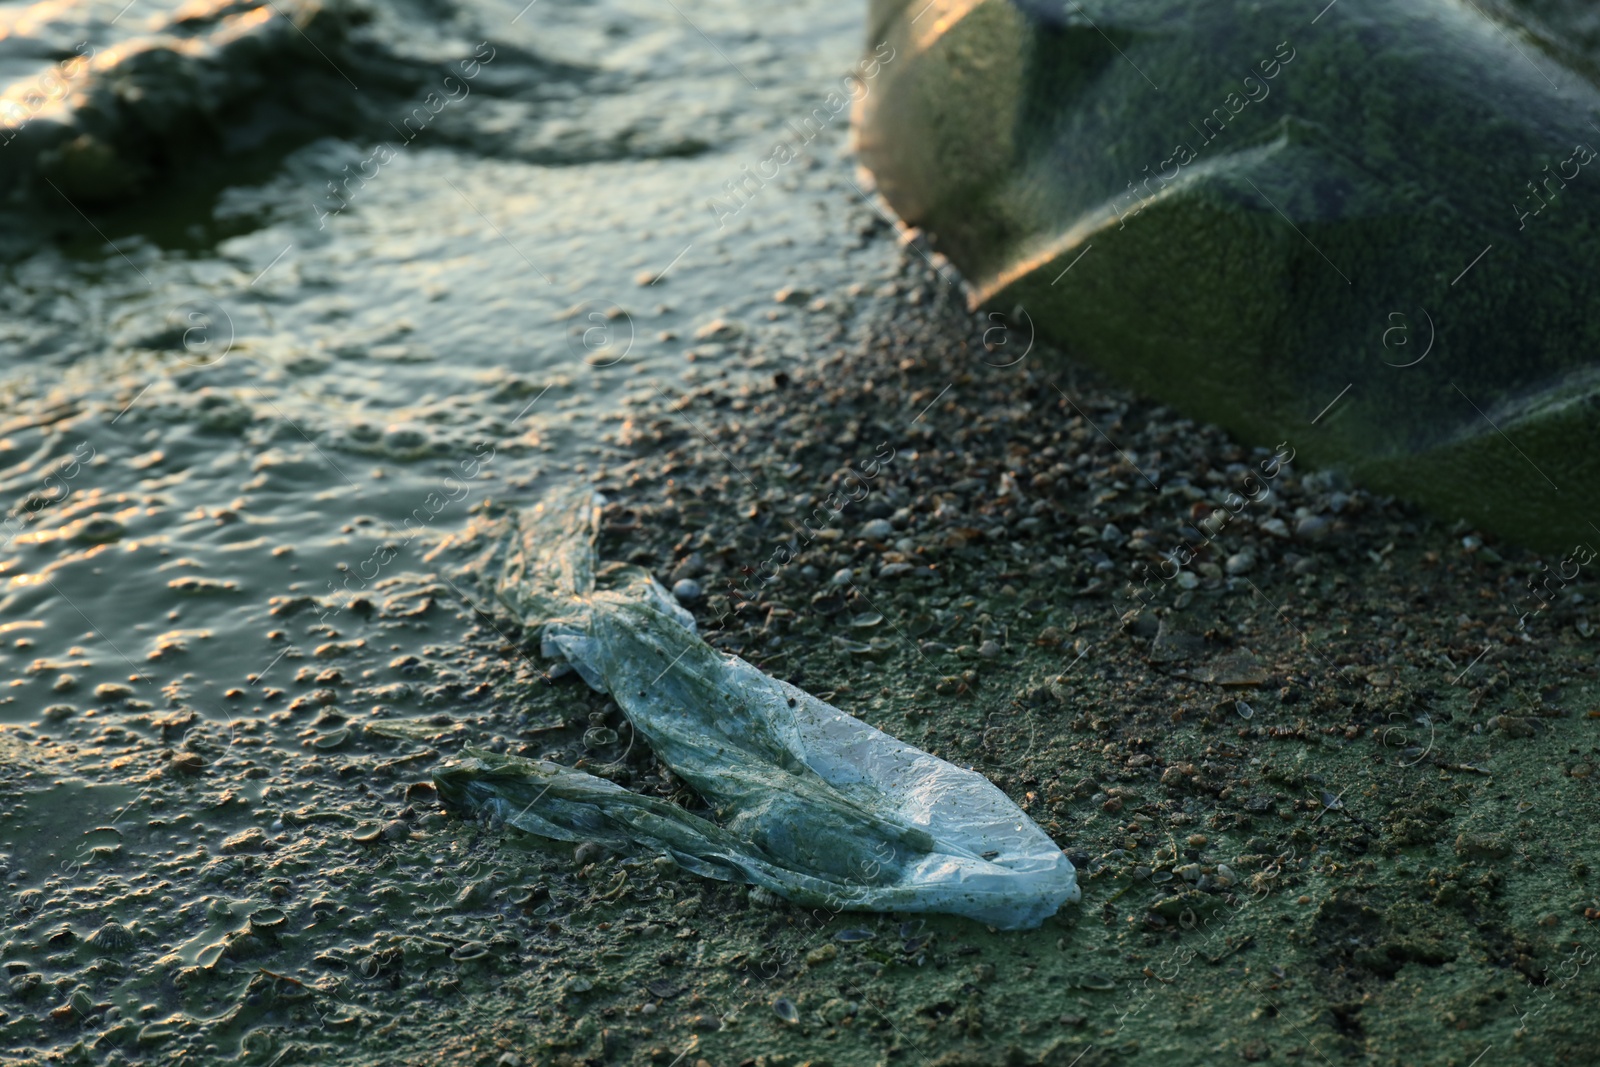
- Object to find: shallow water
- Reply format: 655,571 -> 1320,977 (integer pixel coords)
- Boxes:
0,12 -> 906,1045
0,0 -> 899,740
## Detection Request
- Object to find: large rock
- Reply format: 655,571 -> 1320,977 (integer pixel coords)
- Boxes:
855,0 -> 1600,551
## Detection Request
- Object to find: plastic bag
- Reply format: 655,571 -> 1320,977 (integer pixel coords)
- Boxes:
433,489 -> 1078,929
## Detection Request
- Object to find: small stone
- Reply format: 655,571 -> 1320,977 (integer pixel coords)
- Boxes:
693,318 -> 742,342
671,579 -> 703,603
805,943 -> 838,966
1295,515 -> 1331,540
978,640 -> 1003,660
1176,571 -> 1200,590
1258,517 -> 1290,538
1224,551 -> 1256,575
830,568 -> 853,586
94,683 -> 134,702
574,841 -> 605,866
860,518 -> 895,540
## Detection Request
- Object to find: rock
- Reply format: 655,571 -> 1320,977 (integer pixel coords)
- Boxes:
671,578 -> 703,603
1224,551 -> 1256,575
860,518 -> 895,539
692,318 -> 742,342
805,943 -> 838,966
1149,618 -> 1208,663
857,0 -> 1600,551
1295,515 -> 1331,541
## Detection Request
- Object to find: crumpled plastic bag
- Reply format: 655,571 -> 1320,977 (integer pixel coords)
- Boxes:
433,489 -> 1078,929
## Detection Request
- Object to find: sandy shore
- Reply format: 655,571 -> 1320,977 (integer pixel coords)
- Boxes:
3,252 -> 1598,1067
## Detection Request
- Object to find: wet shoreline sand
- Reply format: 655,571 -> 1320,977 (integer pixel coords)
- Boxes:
6,247 -> 1598,1066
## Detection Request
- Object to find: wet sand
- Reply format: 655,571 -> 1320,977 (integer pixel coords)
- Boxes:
1,1 -> 1598,1064
5,247 -> 1598,1066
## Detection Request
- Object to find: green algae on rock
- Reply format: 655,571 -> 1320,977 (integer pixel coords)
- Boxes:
433,488 -> 1079,929
853,0 -> 1600,551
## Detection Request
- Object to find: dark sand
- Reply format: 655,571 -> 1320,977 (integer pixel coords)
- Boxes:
3,253 -> 1598,1067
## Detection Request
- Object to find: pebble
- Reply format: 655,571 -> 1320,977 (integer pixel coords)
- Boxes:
671,579 -> 703,603
805,943 -> 838,966
693,318 -> 742,341
1225,550 -> 1256,575
1295,515 -> 1330,540
860,518 -> 895,539
830,568 -> 853,586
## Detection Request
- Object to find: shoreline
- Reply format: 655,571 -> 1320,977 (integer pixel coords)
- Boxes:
2,251 -> 1597,1066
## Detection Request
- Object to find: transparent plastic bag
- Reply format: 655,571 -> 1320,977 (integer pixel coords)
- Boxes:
434,489 -> 1078,929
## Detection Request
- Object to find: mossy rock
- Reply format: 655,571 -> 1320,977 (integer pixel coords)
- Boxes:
856,0 -> 1600,551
